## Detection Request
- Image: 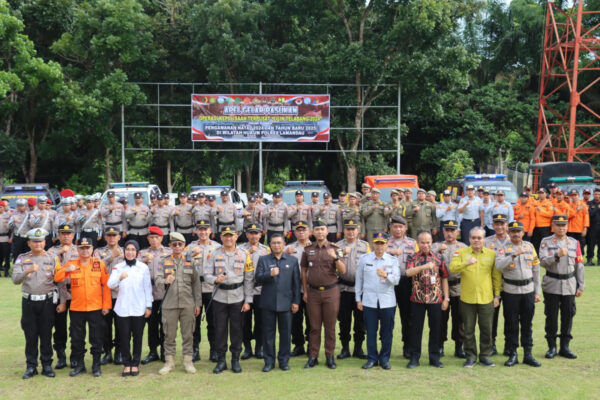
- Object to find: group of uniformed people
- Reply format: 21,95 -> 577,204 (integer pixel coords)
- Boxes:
5,182 -> 589,377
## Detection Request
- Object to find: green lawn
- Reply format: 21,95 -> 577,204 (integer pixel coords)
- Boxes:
0,269 -> 599,400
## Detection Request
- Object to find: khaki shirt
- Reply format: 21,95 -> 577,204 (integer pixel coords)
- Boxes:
538,235 -> 585,295
216,202 -> 237,227
138,246 -> 172,300
284,240 -> 311,293
315,203 -> 342,233
101,202 -> 125,231
155,254 -> 202,309
406,200 -> 437,232
361,200 -> 389,232
192,204 -> 216,231
93,246 -> 123,299
150,206 -> 173,235
78,208 -> 102,234
48,244 -> 79,301
29,209 -> 53,233
0,211 -> 11,242
496,240 -> 541,295
300,241 -> 342,287
172,203 -> 195,233
336,239 -> 371,292
242,206 -> 263,227
288,203 -> 313,231
9,210 -> 31,238
431,240 -> 467,297
263,202 -> 288,232
185,240 -> 221,293
239,242 -> 270,295
12,251 -> 63,301
386,235 -> 418,276
205,247 -> 254,304
125,204 -> 150,234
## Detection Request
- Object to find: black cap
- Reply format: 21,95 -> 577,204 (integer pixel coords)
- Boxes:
552,215 -> 568,225
179,192 -> 188,198
311,192 -> 319,198
248,196 -> 256,202
294,221 -> 309,229
520,192 -> 529,197
295,190 -> 304,196
493,214 -> 508,222
220,226 -> 236,235
339,191 -> 347,196
189,194 -> 197,200
583,188 -> 591,194
198,192 -> 206,198
594,188 -> 600,193
220,190 -> 228,196
323,192 -> 331,199
163,193 -> 170,199
372,232 -> 388,243
245,223 -> 262,233
58,223 -> 74,233
156,194 -> 164,200
313,218 -> 326,227
150,193 -> 157,199
343,219 -> 359,228
569,189 -> 579,196
443,220 -> 459,229
549,183 -> 557,188
273,191 -> 282,198
104,226 -> 120,235
207,195 -> 216,201
196,220 -> 211,229
390,216 -> 407,225
107,191 -> 115,197
508,221 -> 524,231
134,192 -> 142,199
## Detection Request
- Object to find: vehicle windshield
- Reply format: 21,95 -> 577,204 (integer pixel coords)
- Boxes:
100,191 -> 149,206
557,184 -> 594,197
475,183 -> 518,204
1,191 -> 48,208
281,188 -> 326,205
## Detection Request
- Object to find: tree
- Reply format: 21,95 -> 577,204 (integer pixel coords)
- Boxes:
435,150 -> 475,190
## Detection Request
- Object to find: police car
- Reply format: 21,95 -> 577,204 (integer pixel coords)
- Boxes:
280,180 -> 331,205
100,182 -> 162,206
445,174 -> 519,204
1,183 -> 61,208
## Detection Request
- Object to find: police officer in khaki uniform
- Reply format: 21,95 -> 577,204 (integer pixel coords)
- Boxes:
406,188 -> 438,239
386,216 -> 418,358
241,196 -> 263,230
139,226 -> 171,365
496,221 -> 542,367
310,192 -> 323,219
361,188 -> 389,246
239,224 -> 270,360
156,232 -> 202,375
205,227 -> 254,374
173,193 -> 195,244
186,220 -> 221,362
150,194 -> 173,246
216,190 -> 237,236
12,228 -> 63,379
315,192 -> 342,242
539,215 -> 585,360
336,219 -> 370,360
78,196 -> 102,248
101,191 -> 126,241
288,191 -> 313,238
125,192 -> 150,249
263,192 -> 289,243
9,198 -> 32,262
29,197 -> 54,249
192,193 -> 215,231
0,201 -> 12,276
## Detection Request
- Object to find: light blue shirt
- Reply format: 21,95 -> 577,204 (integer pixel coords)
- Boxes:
355,252 -> 400,308
108,260 -> 153,317
482,201 -> 494,229
436,200 -> 458,222
458,196 -> 484,220
487,200 -> 514,222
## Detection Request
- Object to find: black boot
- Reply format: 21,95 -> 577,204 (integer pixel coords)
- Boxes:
559,339 -> 577,359
92,355 -> 102,377
454,343 -> 466,359
545,339 -> 557,359
402,345 -> 411,359
70,357 -> 77,369
41,364 -> 55,377
523,347 -> 541,367
192,347 -> 201,362
213,354 -> 227,374
160,347 -> 165,362
55,350 -> 67,369
113,351 -> 123,365
291,345 -> 305,357
100,350 -> 112,365
325,356 -> 337,369
209,348 -> 218,363
22,367 -> 37,379
337,343 -> 351,360
240,344 -> 253,360
352,342 -> 367,360
504,351 -> 518,367
406,356 -> 420,369
69,360 -> 86,377
231,353 -> 242,373
141,349 -> 159,365
255,344 -> 264,359
490,343 -> 498,356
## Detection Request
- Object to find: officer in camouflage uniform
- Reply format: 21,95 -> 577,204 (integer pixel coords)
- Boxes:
406,188 -> 438,239
361,188 -> 389,246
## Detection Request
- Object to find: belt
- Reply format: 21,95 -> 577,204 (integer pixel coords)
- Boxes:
22,292 -> 53,301
82,229 -> 97,233
504,277 -> 533,286
546,271 -> 575,280
219,282 -> 243,290
309,283 -> 338,291
105,221 -> 122,226
0,233 -> 8,237
338,278 -> 355,287
200,276 -> 205,282
156,225 -> 169,229
327,224 -> 337,228
462,218 -> 479,222
269,223 -> 284,227
129,224 -> 148,229
176,224 -> 194,230
448,279 -> 461,286
218,221 -> 235,225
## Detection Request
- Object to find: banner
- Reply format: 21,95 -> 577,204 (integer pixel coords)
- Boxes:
191,94 -> 330,142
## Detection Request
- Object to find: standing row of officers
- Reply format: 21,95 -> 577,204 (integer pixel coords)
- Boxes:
12,191 -> 585,377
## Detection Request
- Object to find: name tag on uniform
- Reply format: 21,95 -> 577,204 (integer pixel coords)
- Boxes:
431,276 -> 437,284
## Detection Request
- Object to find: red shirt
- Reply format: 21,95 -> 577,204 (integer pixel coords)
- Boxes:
406,251 -> 448,304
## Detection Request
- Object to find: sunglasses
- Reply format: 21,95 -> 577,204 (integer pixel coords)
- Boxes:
170,242 -> 185,247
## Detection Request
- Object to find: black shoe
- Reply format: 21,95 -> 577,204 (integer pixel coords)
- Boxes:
380,361 -> 391,370
209,349 -> 218,363
192,348 -> 200,362
545,346 -> 557,359
231,353 -> 242,373
479,357 -> 495,367
262,364 -> 274,372
403,348 -> 411,359
585,260 -> 594,266
325,356 -> 337,369
22,367 -> 37,379
240,347 -> 253,360
92,357 -> 102,377
291,345 -> 305,357
406,358 -> 420,369
352,344 -> 367,360
490,344 -> 498,356
213,355 -> 227,374
454,344 -> 467,359
463,359 -> 476,368
121,368 -> 131,377
429,359 -> 444,368
559,346 -> 577,359
362,360 -> 377,369
113,352 -> 123,365
160,348 -> 165,363
41,365 -> 55,377
439,347 -> 445,358
503,348 -> 510,356
55,350 -> 67,369
255,347 -> 264,359
130,368 -> 139,377
69,363 -> 86,377
70,359 -> 78,369
337,347 -> 351,360
304,357 -> 318,369
279,363 -> 290,371
523,349 -> 542,367
504,352 -> 518,367
100,351 -> 112,365
141,350 -> 159,365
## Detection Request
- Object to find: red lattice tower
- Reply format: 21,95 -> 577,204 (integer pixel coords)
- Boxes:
533,0 -> 600,177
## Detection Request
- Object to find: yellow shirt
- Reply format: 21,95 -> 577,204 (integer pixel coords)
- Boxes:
449,247 -> 502,304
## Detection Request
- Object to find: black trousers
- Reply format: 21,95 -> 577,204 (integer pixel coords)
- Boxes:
126,233 -> 148,250
117,315 -> 146,367
70,310 -> 104,361
11,236 -> 28,262
544,292 -> 576,342
79,231 -> 99,248
213,300 -> 244,355
395,277 -> 412,351
262,309 -> 292,366
410,302 -> 442,362
586,225 -> 600,262
193,292 -> 215,350
22,297 -> 55,368
338,290 -> 365,345
440,296 -> 464,347
502,291 -> 535,351
532,227 -> 551,254
291,296 -> 310,347
0,241 -> 11,275
103,298 -> 120,355
460,218 -> 480,243
53,299 -> 70,354
146,300 -> 164,352
243,294 -> 263,349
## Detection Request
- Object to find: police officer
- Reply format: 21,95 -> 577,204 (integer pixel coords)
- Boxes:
101,191 -> 126,242
9,198 -> 32,262
495,221 -> 542,367
205,227 -> 254,374
216,190 -> 237,237
387,189 -> 406,220
539,215 -> 585,360
340,192 -> 362,223
0,201 -> 11,276
288,191 -> 313,239
239,224 -> 270,360
241,196 -> 263,232
406,188 -> 438,239
458,185 -> 484,241
173,193 -> 195,244
361,188 -> 389,246
386,216 -> 418,359
139,226 -> 171,365
263,192 -> 288,243
78,196 -> 102,248
488,191 -> 515,224
586,188 -> 600,265
192,193 -> 215,231
360,184 -> 371,205
12,228 -> 63,379
310,192 -> 322,218
125,192 -> 150,249
29,197 -> 54,249
150,194 -> 173,246
156,232 -> 202,375
436,190 -> 458,233
186,220 -> 221,363
315,192 -> 342,243
336,219 -> 370,360
301,219 -> 346,369
47,224 -> 78,370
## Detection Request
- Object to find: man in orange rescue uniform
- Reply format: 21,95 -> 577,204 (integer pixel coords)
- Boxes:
513,192 -> 536,242
567,190 -> 589,255
54,237 -> 111,377
532,188 -> 554,253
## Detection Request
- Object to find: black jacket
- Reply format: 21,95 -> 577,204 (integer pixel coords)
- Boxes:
255,253 -> 301,312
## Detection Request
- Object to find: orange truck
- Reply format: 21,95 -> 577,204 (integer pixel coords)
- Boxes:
363,175 -> 419,202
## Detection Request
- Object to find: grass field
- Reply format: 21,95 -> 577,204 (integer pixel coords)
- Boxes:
0,269 -> 599,400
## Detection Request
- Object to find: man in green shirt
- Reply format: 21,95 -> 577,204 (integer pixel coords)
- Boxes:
450,227 -> 502,368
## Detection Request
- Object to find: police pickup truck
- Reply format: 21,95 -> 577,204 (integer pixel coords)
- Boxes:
445,174 -> 519,204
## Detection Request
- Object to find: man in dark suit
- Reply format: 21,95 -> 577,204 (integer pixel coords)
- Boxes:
255,233 -> 301,372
